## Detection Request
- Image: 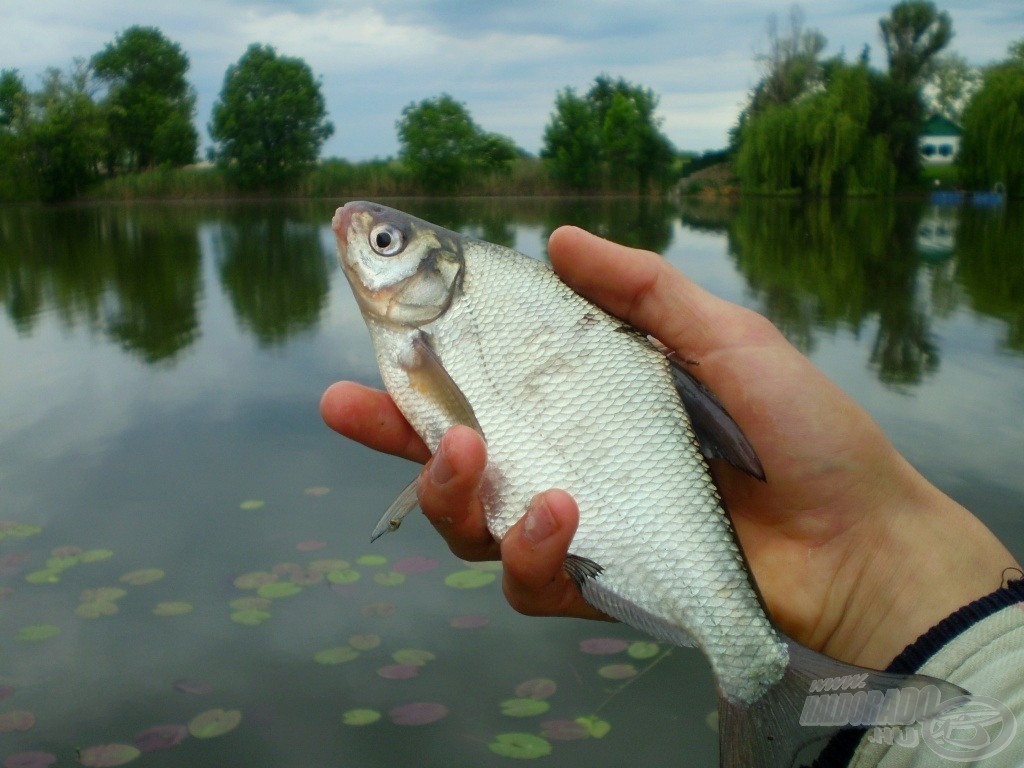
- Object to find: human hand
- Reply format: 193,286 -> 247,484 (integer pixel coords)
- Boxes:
322,226 -> 1019,668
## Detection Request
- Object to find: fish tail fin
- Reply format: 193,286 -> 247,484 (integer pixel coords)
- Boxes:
718,635 -> 968,768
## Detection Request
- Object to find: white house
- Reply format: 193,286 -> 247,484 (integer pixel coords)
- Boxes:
919,115 -> 962,166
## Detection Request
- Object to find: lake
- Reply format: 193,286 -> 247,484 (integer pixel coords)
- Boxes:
1,197 -> 1022,767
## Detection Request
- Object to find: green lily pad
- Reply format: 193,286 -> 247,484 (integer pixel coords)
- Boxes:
314,646 -> 360,665
120,569 -> 164,586
1,523 -> 42,539
257,581 -> 302,599
0,710 -> 36,733
77,743 -> 140,766
229,597 -> 272,611
45,555 -> 80,570
627,641 -> 660,659
233,571 -> 277,590
444,570 -> 496,589
598,664 -> 637,680
79,549 -> 114,563
153,601 -> 193,616
348,633 -> 381,650
392,648 -> 434,666
326,569 -> 360,584
488,733 -> 553,759
230,609 -> 271,625
238,500 -> 265,510
17,624 -> 60,642
342,708 -> 380,726
374,572 -> 406,587
500,698 -> 551,717
188,708 -> 241,738
76,601 -> 119,619
81,587 -> 126,603
25,569 -> 62,585
465,560 -> 503,572
575,715 -> 611,738
356,554 -> 387,567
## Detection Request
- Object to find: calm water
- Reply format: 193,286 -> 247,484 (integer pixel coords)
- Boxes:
0,198 -> 1021,767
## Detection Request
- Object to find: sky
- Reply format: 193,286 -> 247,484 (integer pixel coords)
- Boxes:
2,1 -> 1021,160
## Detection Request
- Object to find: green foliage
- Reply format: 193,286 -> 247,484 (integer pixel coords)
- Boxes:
958,60 -> 1024,197
879,1 -> 953,88
926,53 -> 980,124
210,44 -> 334,189
540,75 -> 677,193
736,64 -> 896,197
750,7 -> 828,113
396,94 -> 517,192
91,26 -> 198,170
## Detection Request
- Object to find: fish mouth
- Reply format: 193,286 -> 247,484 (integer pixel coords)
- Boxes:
331,203 -> 357,248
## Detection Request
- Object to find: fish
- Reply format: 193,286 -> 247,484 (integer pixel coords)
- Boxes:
332,201 -> 967,768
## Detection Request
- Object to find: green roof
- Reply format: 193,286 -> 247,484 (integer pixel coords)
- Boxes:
923,114 -> 962,137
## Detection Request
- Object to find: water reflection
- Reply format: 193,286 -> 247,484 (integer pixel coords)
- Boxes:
0,199 -> 1021,380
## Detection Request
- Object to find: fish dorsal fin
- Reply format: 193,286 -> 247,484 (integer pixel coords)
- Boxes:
666,352 -> 766,482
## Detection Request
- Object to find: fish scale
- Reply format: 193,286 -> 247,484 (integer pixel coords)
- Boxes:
335,201 -> 969,768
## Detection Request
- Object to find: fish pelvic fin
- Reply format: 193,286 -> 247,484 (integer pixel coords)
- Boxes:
717,635 -> 968,768
370,478 -> 420,542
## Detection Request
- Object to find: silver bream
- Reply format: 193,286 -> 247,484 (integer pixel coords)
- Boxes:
333,201 -> 964,768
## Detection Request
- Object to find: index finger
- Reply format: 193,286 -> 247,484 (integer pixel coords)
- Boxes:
320,380 -> 430,463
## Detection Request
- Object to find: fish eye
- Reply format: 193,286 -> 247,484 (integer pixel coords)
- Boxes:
369,224 -> 405,256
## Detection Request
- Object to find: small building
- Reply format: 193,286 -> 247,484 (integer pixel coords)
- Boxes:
919,115 -> 962,166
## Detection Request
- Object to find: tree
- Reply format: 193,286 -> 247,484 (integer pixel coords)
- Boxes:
925,53 -> 980,123
0,70 -> 31,201
91,26 -> 198,170
541,88 -> 601,191
879,0 -> 952,88
958,50 -> 1024,197
750,6 -> 828,113
397,94 -> 517,191
209,44 -> 334,189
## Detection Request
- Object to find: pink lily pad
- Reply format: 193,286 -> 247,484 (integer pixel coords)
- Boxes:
173,679 -> 213,695
389,702 -> 449,726
541,719 -> 590,741
515,678 -> 557,700
76,743 -> 140,766
133,724 -> 187,751
377,664 -> 419,680
579,637 -> 629,655
4,752 -> 57,768
0,710 -> 35,733
303,486 -> 330,496
0,686 -> 14,700
597,663 -> 638,680
360,601 -> 395,617
449,614 -> 490,629
295,539 -> 327,552
392,556 -> 439,575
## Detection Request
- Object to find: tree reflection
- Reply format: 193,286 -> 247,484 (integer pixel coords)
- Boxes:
0,206 -> 201,362
211,205 -> 330,346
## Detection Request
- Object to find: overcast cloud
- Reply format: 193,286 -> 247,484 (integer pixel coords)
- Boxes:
2,1 -> 1021,159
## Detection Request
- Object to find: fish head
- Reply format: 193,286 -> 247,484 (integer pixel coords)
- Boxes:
333,201 -> 464,327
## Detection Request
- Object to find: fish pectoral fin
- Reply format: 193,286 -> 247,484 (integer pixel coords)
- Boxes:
370,478 -> 420,542
667,354 -> 766,482
563,554 -> 604,591
405,332 -> 484,436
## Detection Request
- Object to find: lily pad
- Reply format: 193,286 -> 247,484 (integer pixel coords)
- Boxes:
392,556 -> 439,575
392,648 -> 434,666
76,601 -> 119,619
76,743 -> 140,766
515,679 -> 557,700
173,679 -> 213,695
465,560 -> 503,572
303,486 -> 330,496
488,733 -> 553,759
356,554 -> 387,567
0,710 -> 35,733
229,597 -> 272,611
295,539 -> 327,551
575,715 -> 611,738
348,633 -> 381,650
4,751 -> 57,768
79,549 -> 114,563
359,601 -> 395,617
153,602 -> 193,616
17,624 -> 59,642
541,719 -> 590,741
597,664 -> 637,680
389,701 -> 448,726
326,569 -> 360,585
377,664 -> 419,680
230,609 -> 272,626
238,500 -> 265,510
46,555 -> 80,570
188,708 -> 241,738
314,646 -> 360,665
0,686 -> 13,700
133,724 -> 187,751
627,641 -> 660,659
450,614 -> 490,629
500,698 -> 551,718
120,569 -> 164,586
257,581 -> 302,599
373,572 -> 406,587
24,569 -> 61,585
308,559 -> 349,573
0,523 -> 41,539
233,571 -> 277,590
579,637 -> 628,655
444,570 -> 496,589
342,708 -> 380,725
81,587 -> 126,603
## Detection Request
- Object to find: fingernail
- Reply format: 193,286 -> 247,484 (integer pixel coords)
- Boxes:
523,496 -> 556,544
429,439 -> 455,486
